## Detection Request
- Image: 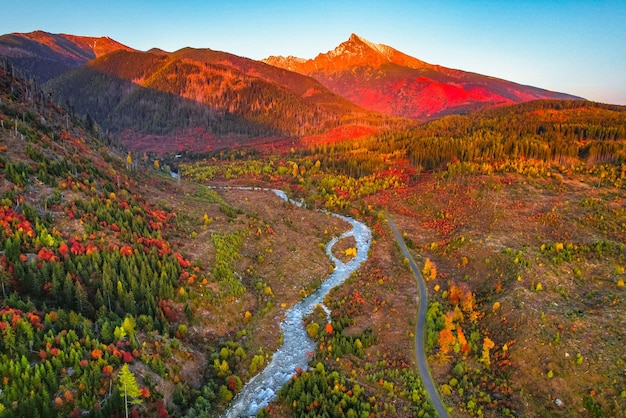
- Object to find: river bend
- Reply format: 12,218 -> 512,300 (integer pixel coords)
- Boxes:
221,189 -> 372,417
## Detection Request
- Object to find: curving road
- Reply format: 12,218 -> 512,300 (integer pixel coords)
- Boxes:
385,214 -> 450,418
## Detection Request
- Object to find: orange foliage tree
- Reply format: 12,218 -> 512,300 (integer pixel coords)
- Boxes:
457,326 -> 470,356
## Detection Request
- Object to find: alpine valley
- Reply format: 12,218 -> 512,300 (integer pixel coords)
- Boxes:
0,30 -> 625,418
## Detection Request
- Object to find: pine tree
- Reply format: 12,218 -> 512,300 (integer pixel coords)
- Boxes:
63,273 -> 74,307
74,282 -> 89,314
0,264 -> 10,299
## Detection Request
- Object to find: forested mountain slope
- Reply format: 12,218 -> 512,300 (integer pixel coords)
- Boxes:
0,57 -> 199,416
306,100 -> 626,176
46,48 -> 388,152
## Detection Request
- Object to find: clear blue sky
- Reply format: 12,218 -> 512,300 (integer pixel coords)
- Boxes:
2,0 -> 625,104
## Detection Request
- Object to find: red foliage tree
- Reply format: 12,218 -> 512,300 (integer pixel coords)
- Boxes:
37,247 -> 57,262
58,243 -> 70,257
123,351 -> 134,363
228,375 -> 237,391
155,400 -> 168,418
174,253 -> 191,268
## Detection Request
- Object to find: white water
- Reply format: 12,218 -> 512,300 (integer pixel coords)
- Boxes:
220,189 -> 372,417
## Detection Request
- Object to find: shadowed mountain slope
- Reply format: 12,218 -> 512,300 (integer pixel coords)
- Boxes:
46,48 -> 385,150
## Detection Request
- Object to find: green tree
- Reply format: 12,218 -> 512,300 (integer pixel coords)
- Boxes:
0,264 -> 10,299
100,320 -> 114,344
74,283 -> 89,314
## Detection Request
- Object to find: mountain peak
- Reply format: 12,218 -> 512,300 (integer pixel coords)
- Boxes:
262,34 -> 426,73
347,33 -> 367,44
12,31 -> 133,58
347,33 -> 389,55
263,34 -> 582,120
319,33 -> 396,69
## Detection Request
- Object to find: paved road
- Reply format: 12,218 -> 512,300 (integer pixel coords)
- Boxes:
385,214 -> 450,418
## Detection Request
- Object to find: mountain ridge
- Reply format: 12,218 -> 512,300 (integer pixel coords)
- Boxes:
264,33 -> 583,120
46,47 -> 387,152
0,30 -> 588,150
0,30 -> 134,81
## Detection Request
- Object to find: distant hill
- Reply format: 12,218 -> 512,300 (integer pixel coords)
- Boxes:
0,30 -> 134,81
171,48 -> 364,116
350,99 -> 626,172
264,34 -> 584,120
46,48 -> 383,151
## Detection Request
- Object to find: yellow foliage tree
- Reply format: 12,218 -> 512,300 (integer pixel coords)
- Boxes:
481,337 -> 495,366
122,316 -> 136,342
422,258 -> 437,281
461,290 -> 475,314
453,306 -> 464,322
243,310 -> 252,323
306,322 -> 320,339
118,364 -> 142,417
492,301 -> 501,313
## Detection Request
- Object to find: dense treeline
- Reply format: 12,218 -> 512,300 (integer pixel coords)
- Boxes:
305,100 -> 626,175
381,100 -> 626,170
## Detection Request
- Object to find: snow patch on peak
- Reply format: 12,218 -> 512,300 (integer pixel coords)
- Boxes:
266,55 -> 305,63
263,55 -> 306,70
285,55 -> 306,63
349,33 -> 392,56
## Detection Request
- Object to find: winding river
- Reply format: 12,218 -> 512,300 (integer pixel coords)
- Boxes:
220,189 -> 372,417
